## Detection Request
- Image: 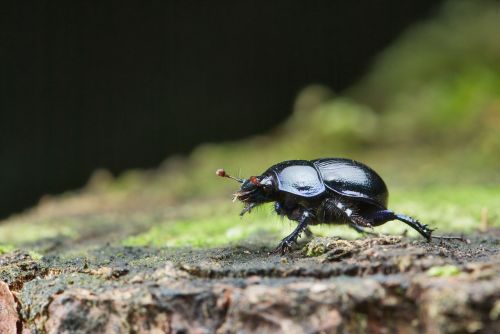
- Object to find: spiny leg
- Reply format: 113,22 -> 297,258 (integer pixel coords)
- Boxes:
368,210 -> 467,242
271,210 -> 312,255
319,197 -> 377,234
368,210 -> 433,241
320,197 -> 367,227
322,196 -> 459,242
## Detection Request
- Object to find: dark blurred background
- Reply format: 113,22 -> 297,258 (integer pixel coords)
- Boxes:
0,1 -> 441,218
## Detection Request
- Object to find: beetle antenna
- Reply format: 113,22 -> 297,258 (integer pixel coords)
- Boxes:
216,168 -> 244,183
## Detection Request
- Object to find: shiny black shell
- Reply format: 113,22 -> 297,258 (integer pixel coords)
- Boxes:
265,158 -> 388,208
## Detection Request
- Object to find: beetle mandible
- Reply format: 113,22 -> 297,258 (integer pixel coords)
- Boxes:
217,158 -> 436,254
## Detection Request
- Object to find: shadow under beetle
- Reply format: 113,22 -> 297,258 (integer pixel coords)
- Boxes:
217,158 -> 460,255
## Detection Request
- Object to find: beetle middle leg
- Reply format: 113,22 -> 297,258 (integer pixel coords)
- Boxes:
271,210 -> 313,255
319,197 -> 372,227
303,227 -> 314,238
349,224 -> 379,236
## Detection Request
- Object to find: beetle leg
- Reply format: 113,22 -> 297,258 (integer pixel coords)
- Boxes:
349,224 -> 379,236
271,210 -> 312,255
368,210 -> 433,241
240,202 -> 257,216
372,211 -> 467,242
394,213 -> 433,241
304,227 -> 314,238
321,197 -> 371,227
274,202 -> 285,216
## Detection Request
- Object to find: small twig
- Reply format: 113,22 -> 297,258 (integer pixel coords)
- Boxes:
480,207 -> 489,232
431,235 -> 469,243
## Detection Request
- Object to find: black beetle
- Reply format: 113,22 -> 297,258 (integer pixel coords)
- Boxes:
217,158 -> 444,254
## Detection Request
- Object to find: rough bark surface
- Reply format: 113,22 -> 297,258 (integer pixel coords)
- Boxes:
1,233 -> 499,333
0,281 -> 19,334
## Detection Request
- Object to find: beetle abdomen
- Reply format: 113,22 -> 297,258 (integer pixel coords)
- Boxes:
312,158 -> 388,208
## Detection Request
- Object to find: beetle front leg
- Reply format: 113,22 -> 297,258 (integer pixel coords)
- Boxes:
271,210 -> 312,255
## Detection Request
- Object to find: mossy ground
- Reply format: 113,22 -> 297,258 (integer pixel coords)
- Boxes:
1,184 -> 496,253
0,0 -> 498,260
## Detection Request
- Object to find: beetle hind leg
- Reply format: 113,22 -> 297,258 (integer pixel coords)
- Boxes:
394,213 -> 433,241
368,210 -> 433,241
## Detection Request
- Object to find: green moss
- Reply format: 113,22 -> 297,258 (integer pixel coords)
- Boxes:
352,0 -> 500,106
304,240 -> 328,257
122,205 -> 285,248
0,218 -> 78,245
0,244 -> 14,254
490,301 -> 500,320
120,184 -> 499,249
27,251 -> 43,260
427,265 -> 462,277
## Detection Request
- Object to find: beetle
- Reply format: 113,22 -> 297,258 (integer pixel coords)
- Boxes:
217,158 -> 447,254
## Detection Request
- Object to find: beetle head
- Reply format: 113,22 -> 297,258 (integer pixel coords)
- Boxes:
216,169 -> 276,215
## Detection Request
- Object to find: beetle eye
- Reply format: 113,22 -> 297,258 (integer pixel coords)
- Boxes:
249,176 -> 260,186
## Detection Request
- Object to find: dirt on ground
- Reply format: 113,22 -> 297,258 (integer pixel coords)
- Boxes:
1,232 -> 499,334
